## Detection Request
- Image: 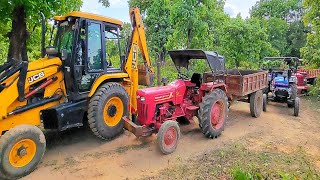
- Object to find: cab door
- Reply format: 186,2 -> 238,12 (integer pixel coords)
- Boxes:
77,20 -> 106,92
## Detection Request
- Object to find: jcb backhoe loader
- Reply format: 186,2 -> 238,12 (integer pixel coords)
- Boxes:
0,8 -> 154,179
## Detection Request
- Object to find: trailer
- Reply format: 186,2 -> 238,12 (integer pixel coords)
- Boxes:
297,68 -> 320,85
203,69 -> 268,117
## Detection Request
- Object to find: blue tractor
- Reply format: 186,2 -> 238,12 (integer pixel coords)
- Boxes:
262,57 -> 300,117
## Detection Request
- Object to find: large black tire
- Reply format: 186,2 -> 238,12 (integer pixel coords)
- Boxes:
288,84 -> 297,108
88,82 -> 129,140
198,89 -> 228,139
294,97 -> 300,117
157,120 -> 180,155
263,94 -> 267,112
290,84 -> 297,99
0,125 -> 46,180
250,90 -> 263,118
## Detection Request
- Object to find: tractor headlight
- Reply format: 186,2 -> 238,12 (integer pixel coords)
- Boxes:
289,76 -> 297,83
140,97 -> 146,102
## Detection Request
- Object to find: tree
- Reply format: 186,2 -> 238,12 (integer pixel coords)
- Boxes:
167,0 -> 225,49
0,0 -> 111,64
300,0 -> 320,68
219,16 -> 278,68
286,21 -> 307,57
264,17 -> 289,56
250,0 -> 302,20
250,0 -> 306,57
129,0 -> 172,63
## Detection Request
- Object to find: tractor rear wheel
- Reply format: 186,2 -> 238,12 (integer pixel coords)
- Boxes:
250,90 -> 263,118
263,94 -> 267,112
198,89 -> 228,139
88,82 -> 129,140
157,120 -> 180,155
294,97 -> 300,117
0,125 -> 46,180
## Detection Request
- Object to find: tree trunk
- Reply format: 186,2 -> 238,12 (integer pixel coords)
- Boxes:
186,29 -> 192,49
7,5 -> 28,64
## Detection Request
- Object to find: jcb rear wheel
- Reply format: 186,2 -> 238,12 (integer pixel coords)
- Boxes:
198,89 -> 228,139
88,82 -> 129,140
0,125 -> 46,180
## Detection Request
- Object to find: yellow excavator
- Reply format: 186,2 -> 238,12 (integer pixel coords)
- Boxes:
0,8 -> 154,179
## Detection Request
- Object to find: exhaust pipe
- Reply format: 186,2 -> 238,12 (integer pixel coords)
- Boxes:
40,12 -> 46,58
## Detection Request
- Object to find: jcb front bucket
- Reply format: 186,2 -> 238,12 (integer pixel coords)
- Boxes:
138,64 -> 154,86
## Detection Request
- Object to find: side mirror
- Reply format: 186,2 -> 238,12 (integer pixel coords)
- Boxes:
61,49 -> 68,61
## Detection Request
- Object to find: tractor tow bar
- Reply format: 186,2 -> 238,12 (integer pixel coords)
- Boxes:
123,116 -> 154,137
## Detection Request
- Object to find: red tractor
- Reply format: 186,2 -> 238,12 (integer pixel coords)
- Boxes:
123,50 -> 228,154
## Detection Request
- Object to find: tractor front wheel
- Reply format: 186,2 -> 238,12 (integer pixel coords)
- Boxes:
250,90 -> 263,118
88,82 -> 129,140
0,125 -> 46,180
294,97 -> 300,117
263,94 -> 267,112
198,89 -> 228,139
157,121 -> 180,155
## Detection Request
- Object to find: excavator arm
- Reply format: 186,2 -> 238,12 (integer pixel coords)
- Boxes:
124,8 -> 155,113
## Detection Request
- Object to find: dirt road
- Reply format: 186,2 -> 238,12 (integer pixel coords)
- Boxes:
23,97 -> 320,180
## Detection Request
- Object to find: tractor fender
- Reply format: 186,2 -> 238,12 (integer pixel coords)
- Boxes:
88,73 -> 129,97
200,83 -> 227,93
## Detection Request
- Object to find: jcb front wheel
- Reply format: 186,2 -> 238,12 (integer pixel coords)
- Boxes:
0,125 -> 46,180
88,82 -> 129,140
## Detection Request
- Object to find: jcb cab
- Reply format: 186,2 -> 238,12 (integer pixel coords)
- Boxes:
0,8 -> 153,179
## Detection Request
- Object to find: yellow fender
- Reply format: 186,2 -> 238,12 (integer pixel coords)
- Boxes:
88,73 -> 129,97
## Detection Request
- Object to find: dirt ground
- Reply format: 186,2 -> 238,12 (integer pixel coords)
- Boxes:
23,97 -> 320,180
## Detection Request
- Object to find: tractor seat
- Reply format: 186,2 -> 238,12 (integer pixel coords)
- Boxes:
191,73 -> 202,87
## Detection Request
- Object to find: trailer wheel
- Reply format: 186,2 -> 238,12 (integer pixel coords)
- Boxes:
88,82 -> 129,140
250,90 -> 263,118
0,125 -> 46,180
198,89 -> 228,139
263,94 -> 267,112
294,97 -> 300,117
157,120 -> 180,155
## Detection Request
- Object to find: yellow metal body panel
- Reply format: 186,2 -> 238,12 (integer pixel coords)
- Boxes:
54,11 -> 123,26
88,73 -> 129,97
0,57 -> 66,135
0,8 -> 153,135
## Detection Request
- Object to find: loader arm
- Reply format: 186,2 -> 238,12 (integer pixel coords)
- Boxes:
124,8 -> 154,113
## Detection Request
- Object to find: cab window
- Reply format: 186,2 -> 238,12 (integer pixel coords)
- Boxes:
87,22 -> 103,71
105,26 -> 121,69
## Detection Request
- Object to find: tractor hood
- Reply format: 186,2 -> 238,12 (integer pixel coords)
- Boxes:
168,50 -> 225,73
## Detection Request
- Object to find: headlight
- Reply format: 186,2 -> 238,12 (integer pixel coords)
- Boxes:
140,97 -> 146,102
289,77 -> 297,83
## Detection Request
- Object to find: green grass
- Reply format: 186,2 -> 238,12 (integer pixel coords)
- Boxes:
141,143 -> 319,180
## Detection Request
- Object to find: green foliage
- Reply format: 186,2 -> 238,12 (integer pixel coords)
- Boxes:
265,17 -> 289,55
301,0 -> 320,67
250,0 -> 306,58
219,16 -> 278,69
167,0 -> 225,49
310,77 -> 320,96
250,0 -> 302,19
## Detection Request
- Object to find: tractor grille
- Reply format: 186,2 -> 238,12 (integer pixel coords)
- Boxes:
138,102 -> 148,119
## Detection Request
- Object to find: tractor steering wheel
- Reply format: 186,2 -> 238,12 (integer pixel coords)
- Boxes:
178,73 -> 189,80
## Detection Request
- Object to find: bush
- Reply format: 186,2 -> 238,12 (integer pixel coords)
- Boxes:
310,77 -> 320,97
